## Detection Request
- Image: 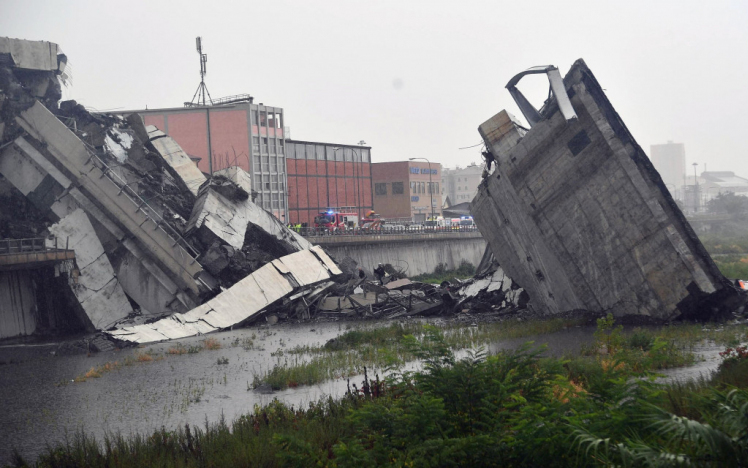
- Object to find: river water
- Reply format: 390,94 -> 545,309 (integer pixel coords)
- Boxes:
0,320 -> 724,465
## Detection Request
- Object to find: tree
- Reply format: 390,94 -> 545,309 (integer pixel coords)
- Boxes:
707,191 -> 748,216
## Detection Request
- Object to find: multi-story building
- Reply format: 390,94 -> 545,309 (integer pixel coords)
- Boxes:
441,162 -> 483,206
123,96 -> 290,221
650,141 -> 686,198
371,161 -> 442,223
285,139 -> 372,225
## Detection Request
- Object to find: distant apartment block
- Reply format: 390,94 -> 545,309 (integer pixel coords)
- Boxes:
650,141 -> 686,198
441,163 -> 483,206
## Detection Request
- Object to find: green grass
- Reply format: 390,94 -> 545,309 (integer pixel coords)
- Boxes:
699,233 -> 748,255
712,255 -> 748,279
698,232 -> 748,278
253,319 -> 586,391
410,260 -> 476,284
252,318 -> 748,392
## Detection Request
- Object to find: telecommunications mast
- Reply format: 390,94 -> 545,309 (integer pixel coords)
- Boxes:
189,36 -> 213,106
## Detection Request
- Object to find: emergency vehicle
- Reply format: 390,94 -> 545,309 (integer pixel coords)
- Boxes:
313,208 -> 359,231
459,216 -> 475,227
425,216 -> 449,229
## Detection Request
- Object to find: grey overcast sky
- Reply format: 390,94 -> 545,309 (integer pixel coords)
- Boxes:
2,0 -> 747,177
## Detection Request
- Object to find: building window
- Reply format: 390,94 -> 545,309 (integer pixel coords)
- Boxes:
375,183 -> 387,196
410,181 -> 416,193
316,145 -> 325,160
362,149 -> 370,162
260,112 -> 267,127
392,182 -> 404,194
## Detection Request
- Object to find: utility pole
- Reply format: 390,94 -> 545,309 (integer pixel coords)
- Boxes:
692,162 -> 699,212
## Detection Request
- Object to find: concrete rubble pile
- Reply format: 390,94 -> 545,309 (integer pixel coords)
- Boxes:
472,60 -> 747,322
314,256 -> 529,320
441,250 -> 529,316
316,264 -> 444,319
0,37 -> 342,343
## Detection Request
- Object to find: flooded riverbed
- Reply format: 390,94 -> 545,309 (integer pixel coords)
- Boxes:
0,319 -> 729,465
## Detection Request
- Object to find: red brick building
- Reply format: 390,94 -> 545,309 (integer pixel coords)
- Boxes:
123,98 -> 289,221
286,140 -> 372,226
371,161 -> 442,223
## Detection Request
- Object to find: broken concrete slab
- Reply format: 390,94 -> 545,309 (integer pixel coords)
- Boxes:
147,124 -> 207,196
106,246 -> 341,344
47,209 -> 133,329
457,266 -> 525,310
473,59 -> 746,321
186,166 -> 311,252
0,37 -> 61,72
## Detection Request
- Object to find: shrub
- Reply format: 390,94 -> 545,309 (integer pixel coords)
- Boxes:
167,344 -> 187,355
628,330 -> 654,351
203,337 -> 222,350
455,260 -> 476,276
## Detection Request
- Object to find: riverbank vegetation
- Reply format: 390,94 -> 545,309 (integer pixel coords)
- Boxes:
409,260 -> 476,284
12,315 -> 748,467
698,231 -> 748,278
252,318 -> 589,391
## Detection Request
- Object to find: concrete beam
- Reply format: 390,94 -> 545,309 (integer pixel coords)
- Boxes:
47,209 -> 133,329
15,102 -> 205,299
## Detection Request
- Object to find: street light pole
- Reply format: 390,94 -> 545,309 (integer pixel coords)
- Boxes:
692,162 -> 699,212
409,157 -> 434,222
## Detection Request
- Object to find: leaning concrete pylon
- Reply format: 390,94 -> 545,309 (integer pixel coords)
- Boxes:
472,60 -> 745,321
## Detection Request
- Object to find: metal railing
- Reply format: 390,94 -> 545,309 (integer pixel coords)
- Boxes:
0,237 -> 50,254
81,144 -> 201,265
0,237 -> 75,267
296,225 -> 480,237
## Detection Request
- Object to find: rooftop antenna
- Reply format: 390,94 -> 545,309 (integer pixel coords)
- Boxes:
190,37 -> 213,106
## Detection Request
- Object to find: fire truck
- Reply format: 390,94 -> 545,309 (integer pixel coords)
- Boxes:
313,208 -> 359,231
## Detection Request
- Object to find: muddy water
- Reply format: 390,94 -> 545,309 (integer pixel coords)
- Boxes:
0,321 -> 722,464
